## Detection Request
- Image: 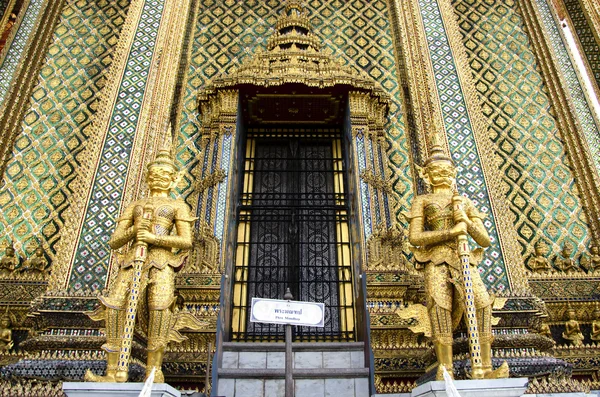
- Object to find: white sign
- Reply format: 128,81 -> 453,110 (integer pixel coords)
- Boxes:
250,297 -> 325,327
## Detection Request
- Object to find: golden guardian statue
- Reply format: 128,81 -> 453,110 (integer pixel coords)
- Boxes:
407,135 -> 508,380
85,139 -> 204,384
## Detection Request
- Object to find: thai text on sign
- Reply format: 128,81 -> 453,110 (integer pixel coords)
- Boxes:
250,297 -> 325,327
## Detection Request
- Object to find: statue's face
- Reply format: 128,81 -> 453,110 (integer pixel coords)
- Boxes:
5,247 -> 13,256
147,165 -> 176,192
563,245 -> 573,255
0,318 -> 9,328
592,246 -> 599,255
426,160 -> 456,188
36,247 -> 43,256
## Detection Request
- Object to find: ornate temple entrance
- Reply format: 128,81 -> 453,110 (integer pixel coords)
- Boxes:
231,127 -> 355,342
195,0 -> 392,355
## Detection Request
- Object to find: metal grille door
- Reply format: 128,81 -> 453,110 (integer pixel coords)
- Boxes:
231,128 -> 355,342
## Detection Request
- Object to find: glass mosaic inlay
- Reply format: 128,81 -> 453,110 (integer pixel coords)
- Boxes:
0,0 -> 45,104
535,0 -> 600,174
418,0 -> 509,291
68,0 -> 166,291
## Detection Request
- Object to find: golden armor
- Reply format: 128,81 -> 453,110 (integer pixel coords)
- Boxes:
85,142 -> 204,384
407,139 -> 507,380
562,309 -> 584,346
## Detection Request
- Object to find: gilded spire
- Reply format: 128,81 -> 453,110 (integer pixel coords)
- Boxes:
198,0 -> 389,104
267,0 -> 321,52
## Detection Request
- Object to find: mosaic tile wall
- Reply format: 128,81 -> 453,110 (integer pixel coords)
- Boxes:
534,0 -> 600,175
0,0 -> 130,259
0,0 -> 45,104
0,0 -> 10,21
176,0 -> 413,231
563,0 -> 600,90
417,0 -> 509,291
68,0 -> 165,291
452,0 -> 591,260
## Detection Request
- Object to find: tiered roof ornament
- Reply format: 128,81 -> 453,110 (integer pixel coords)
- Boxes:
268,1 -> 321,52
198,0 -> 388,102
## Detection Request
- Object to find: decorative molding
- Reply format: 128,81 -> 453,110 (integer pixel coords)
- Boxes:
386,0 -> 428,175
194,169 -> 226,194
0,0 -> 66,180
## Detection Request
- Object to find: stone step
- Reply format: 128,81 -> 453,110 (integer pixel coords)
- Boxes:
221,342 -> 366,370
217,377 -> 369,397
222,341 -> 365,352
216,342 -> 369,397
219,367 -> 370,379
216,342 -> 369,396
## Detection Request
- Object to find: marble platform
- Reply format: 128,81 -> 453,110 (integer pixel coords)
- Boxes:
62,382 -> 181,397
410,378 -> 528,397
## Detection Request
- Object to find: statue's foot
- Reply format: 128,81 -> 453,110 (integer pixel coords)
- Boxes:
154,369 -> 164,383
484,361 -> 509,379
115,370 -> 129,383
435,364 -> 453,381
146,368 -> 164,383
84,369 -> 115,383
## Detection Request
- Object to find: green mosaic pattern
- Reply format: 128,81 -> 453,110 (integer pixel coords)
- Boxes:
0,0 -> 45,104
452,0 -> 591,260
563,0 -> 600,90
418,0 -> 509,292
0,0 -> 10,22
68,0 -> 166,291
0,0 -> 130,258
535,0 -> 600,175
176,0 -> 412,227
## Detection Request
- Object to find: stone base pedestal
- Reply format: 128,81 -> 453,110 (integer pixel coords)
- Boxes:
411,378 -> 528,397
62,382 -> 181,397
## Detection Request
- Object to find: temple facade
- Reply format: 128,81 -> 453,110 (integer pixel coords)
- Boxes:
0,0 -> 599,395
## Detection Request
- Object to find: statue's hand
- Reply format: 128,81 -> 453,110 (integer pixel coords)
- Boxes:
453,207 -> 471,226
137,229 -> 157,244
450,222 -> 467,237
137,218 -> 151,232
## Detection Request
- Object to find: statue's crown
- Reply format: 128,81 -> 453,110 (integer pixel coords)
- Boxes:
424,129 -> 454,167
148,130 -> 178,173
